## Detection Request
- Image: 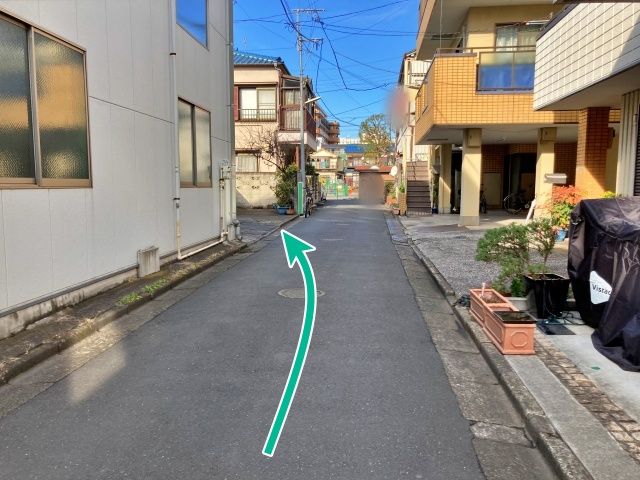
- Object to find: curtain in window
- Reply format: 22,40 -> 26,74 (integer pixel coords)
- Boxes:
236,154 -> 258,172
283,90 -> 299,105
496,25 -> 517,49
258,89 -> 276,109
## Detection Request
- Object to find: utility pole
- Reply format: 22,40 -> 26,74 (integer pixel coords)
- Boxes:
293,8 -> 323,215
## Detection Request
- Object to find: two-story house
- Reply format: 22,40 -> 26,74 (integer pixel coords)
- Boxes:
414,0 -> 620,225
233,51 -> 318,208
535,2 -> 640,198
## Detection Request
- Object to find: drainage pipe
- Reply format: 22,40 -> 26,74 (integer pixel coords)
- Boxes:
169,0 -> 182,259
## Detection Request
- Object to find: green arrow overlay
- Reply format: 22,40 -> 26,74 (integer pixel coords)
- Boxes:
262,230 -> 317,457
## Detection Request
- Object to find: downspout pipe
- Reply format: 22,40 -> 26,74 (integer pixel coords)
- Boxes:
169,0 -> 182,259
227,0 -> 240,240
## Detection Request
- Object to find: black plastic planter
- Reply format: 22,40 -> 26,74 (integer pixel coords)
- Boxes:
524,274 -> 571,319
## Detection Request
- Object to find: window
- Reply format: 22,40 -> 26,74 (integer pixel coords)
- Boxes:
239,88 -> 276,121
495,24 -> 542,49
236,153 -> 258,172
178,99 -> 211,187
0,14 -> 90,187
177,0 -> 208,46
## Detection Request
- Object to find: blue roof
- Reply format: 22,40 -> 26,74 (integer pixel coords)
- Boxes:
234,50 -> 282,65
344,145 -> 364,154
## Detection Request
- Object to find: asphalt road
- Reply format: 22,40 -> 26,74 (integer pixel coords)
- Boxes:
0,201 -> 484,479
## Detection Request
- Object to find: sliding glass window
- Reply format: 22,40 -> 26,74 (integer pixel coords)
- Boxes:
178,99 -> 211,187
0,13 -> 90,188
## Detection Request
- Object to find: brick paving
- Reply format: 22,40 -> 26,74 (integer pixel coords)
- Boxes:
535,333 -> 640,463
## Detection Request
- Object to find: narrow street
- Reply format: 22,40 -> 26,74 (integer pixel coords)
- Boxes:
0,201 -> 494,479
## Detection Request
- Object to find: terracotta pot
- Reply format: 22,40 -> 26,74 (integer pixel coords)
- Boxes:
398,192 -> 407,215
469,288 -> 516,327
484,311 -> 537,355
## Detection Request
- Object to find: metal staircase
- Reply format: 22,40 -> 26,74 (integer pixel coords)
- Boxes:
406,161 -> 431,215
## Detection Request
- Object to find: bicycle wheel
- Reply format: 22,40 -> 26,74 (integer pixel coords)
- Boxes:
503,194 -> 521,214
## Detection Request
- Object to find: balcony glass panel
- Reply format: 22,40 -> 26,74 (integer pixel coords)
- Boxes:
478,51 -> 534,91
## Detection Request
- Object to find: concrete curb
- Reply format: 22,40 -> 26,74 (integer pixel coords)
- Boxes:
247,213 -> 300,244
406,237 -> 592,480
0,242 -> 247,387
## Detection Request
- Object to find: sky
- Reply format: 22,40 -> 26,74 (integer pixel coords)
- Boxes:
233,0 -> 418,138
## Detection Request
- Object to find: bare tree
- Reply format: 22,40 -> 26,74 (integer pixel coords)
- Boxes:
240,127 -> 292,173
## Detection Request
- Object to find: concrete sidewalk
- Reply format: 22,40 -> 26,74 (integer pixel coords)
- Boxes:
400,212 -> 640,479
0,210 -> 294,392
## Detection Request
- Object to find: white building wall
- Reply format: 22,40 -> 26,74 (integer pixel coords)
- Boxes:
0,1 -> 232,325
535,3 -> 640,110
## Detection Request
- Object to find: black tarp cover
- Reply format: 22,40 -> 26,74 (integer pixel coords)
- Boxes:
568,198 -> 640,371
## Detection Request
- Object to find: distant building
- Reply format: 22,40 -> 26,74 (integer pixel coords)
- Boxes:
233,50 -> 318,208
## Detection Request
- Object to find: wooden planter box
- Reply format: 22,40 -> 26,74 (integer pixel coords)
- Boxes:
484,311 -> 537,355
469,289 -> 516,327
398,192 -> 407,215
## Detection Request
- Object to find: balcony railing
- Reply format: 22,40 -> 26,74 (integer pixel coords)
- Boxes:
477,50 -> 535,91
238,108 -> 277,122
280,106 -> 316,133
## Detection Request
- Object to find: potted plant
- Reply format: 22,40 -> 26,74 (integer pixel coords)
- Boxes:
397,183 -> 407,215
469,287 -> 516,327
431,182 -> 439,214
391,202 -> 400,215
273,164 -> 297,215
524,217 -> 571,318
484,310 -> 537,355
546,186 -> 581,241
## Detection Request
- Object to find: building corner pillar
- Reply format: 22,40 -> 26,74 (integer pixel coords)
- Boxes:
439,144 -> 452,213
460,129 -> 482,226
535,127 -> 556,216
576,107 -> 610,198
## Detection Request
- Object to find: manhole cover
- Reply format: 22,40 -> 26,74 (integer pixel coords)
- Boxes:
278,288 -> 326,299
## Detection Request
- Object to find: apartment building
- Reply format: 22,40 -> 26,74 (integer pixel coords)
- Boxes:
0,0 -> 235,338
233,51 -> 318,208
535,2 -> 640,197
315,106 -> 340,148
413,0 -> 620,225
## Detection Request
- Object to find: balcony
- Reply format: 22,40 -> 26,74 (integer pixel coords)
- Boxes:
277,106 -> 317,150
237,108 -> 277,122
414,48 -> 579,144
477,50 -> 535,92
280,106 -> 316,133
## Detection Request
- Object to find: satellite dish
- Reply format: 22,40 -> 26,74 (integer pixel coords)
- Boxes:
390,165 -> 398,177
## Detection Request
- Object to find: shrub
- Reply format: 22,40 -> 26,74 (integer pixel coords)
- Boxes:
527,217 -> 556,275
273,164 -> 297,206
475,223 -> 530,294
546,186 -> 582,229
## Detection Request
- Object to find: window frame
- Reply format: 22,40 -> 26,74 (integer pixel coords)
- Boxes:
176,0 -> 209,48
178,97 -> 212,188
238,86 -> 277,122
0,11 -> 91,189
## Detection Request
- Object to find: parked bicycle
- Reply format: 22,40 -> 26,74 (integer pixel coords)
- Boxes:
479,188 -> 487,214
304,186 -> 314,218
503,189 -> 531,215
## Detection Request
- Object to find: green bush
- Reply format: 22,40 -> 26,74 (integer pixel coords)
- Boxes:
476,218 -> 559,294
475,223 -> 530,294
527,217 -> 556,275
273,164 -> 297,206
